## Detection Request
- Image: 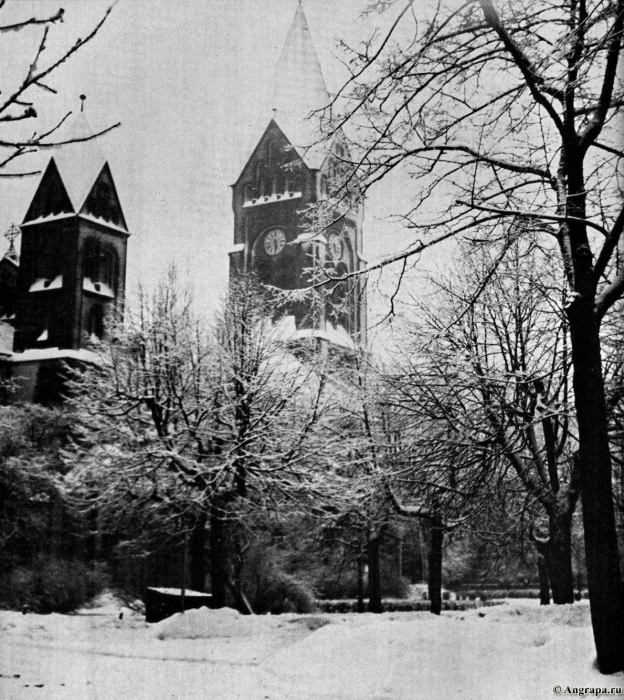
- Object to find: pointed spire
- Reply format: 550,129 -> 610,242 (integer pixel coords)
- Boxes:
266,2 -> 330,168
269,2 -> 329,119
50,109 -> 108,211
236,2 -> 332,177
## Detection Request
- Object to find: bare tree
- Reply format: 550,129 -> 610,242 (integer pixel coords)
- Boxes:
326,351 -> 481,614
396,236 -> 582,603
0,2 -> 117,179
324,0 -> 624,672
65,272 -> 332,609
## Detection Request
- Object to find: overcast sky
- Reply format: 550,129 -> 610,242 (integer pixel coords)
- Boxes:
1,0 -> 443,329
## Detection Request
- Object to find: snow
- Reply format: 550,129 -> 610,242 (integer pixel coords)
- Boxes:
83,277 -> 115,298
28,275 -> 63,293
20,213 -> 75,227
156,606 -> 257,640
243,191 -> 302,207
1,598 -> 621,700
7,347 -> 101,364
148,587 -> 210,597
269,314 -> 355,350
0,254 -> 19,267
78,213 -> 129,235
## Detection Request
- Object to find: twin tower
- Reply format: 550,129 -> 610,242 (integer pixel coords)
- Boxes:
0,4 -> 366,400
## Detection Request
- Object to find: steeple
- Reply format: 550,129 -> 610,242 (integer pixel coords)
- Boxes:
230,3 -> 367,351
235,2 -> 330,173
1,104 -> 130,402
51,111 -> 108,214
23,111 -> 128,231
14,109 -> 129,357
267,2 -> 329,166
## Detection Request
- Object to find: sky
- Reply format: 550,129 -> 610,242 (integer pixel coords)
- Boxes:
0,0 -> 447,330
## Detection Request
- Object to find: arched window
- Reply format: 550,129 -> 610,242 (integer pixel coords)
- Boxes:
88,304 -> 104,340
288,167 -> 301,195
244,184 -> 254,202
83,239 -> 118,295
267,140 -> 278,164
83,238 -> 100,281
258,177 -> 269,199
102,248 -> 118,291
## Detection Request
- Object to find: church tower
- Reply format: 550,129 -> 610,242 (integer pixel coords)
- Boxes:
0,111 -> 129,402
13,113 -> 128,354
230,3 -> 367,349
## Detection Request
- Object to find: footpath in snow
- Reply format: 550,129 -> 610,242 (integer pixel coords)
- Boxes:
0,596 -> 622,700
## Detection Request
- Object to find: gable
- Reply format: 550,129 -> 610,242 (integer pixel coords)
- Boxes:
80,163 -> 128,231
235,120 -> 308,189
23,159 -> 74,223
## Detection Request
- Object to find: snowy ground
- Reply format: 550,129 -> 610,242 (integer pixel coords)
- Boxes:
1,595 -> 622,700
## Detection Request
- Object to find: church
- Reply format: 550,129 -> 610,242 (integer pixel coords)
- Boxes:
0,3 -> 366,402
0,112 -> 129,402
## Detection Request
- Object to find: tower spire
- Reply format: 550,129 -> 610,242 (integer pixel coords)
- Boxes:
259,1 -> 330,169
269,2 -> 328,115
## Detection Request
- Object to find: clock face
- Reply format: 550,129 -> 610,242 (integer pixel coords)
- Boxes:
263,228 -> 286,256
328,233 -> 343,261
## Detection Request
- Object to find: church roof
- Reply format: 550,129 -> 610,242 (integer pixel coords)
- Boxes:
52,112 -> 108,211
239,3 -> 331,175
22,112 -> 128,232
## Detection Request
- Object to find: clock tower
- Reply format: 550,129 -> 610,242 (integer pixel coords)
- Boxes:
230,3 -> 367,349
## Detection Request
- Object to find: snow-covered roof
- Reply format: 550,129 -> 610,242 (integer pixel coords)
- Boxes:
238,4 -> 331,175
0,253 -> 19,267
147,587 -> 210,597
21,212 -> 75,228
78,212 -> 129,235
271,314 -> 355,351
8,347 -> 101,364
51,113 -> 108,212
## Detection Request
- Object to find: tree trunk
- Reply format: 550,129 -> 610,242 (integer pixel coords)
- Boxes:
548,508 -> 575,605
428,520 -> 443,616
357,555 -> 366,613
367,534 -> 383,613
418,520 -> 428,583
209,500 -> 228,608
537,552 -> 551,606
189,511 -> 208,592
568,309 -> 624,673
532,536 -> 551,606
